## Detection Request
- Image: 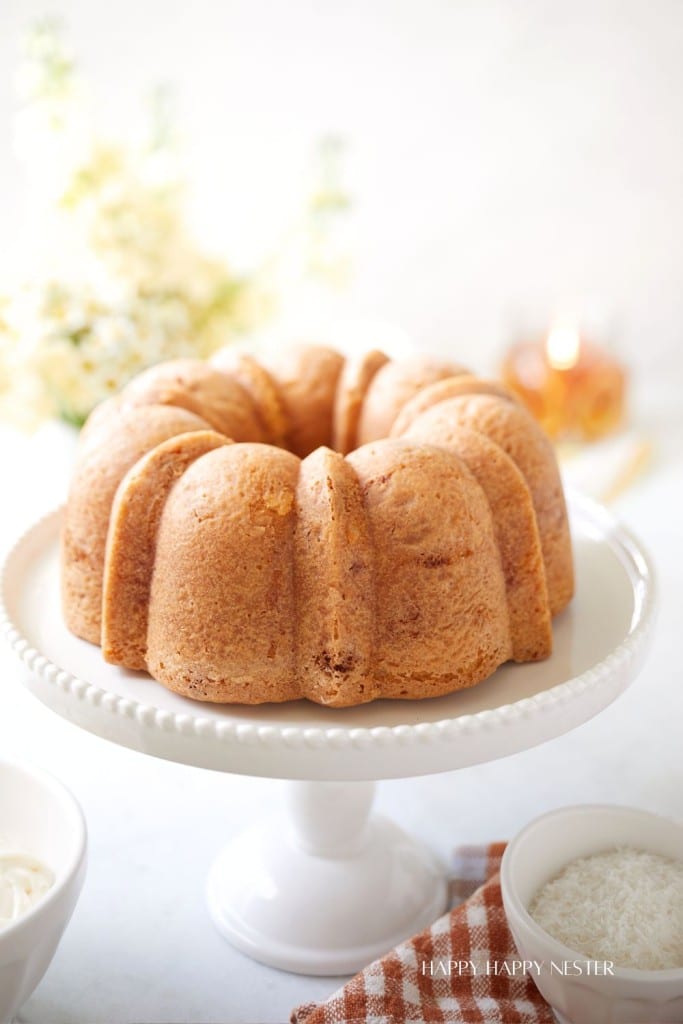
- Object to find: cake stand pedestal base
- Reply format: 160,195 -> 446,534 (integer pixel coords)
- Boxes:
206,780 -> 447,976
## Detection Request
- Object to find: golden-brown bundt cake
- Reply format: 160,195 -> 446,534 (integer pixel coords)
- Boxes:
333,348 -> 389,454
355,356 -> 467,446
61,343 -> 574,707
294,446 -> 376,706
62,404 -> 212,644
398,418 -> 552,661
76,395 -> 126,454
389,375 -> 515,438
145,444 -> 301,703
261,344 -> 345,456
209,350 -> 289,447
124,359 -> 268,442
347,440 -> 512,699
102,430 -> 231,670
398,394 -> 573,615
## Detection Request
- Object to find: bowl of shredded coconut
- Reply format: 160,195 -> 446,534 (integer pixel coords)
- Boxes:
501,804 -> 683,1024
0,758 -> 87,1024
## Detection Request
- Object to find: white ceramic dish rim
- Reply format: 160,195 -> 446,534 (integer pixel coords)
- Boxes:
0,757 -> 87,942
501,803 -> 683,984
0,491 -> 655,749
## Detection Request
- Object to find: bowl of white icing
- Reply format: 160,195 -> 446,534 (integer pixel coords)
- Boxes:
0,757 -> 87,1024
501,804 -> 683,1024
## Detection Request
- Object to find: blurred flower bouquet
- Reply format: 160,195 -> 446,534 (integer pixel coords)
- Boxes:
0,20 -> 270,427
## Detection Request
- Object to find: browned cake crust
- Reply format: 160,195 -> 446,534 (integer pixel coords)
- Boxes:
62,404 -> 212,644
61,344 -> 574,706
390,376 -> 515,437
124,359 -> 267,442
261,344 -> 345,457
101,430 -> 231,669
146,444 -> 301,703
400,420 -> 552,661
209,351 -> 289,447
332,349 -> 389,454
405,394 -> 573,615
355,356 -> 467,446
294,447 -> 376,706
347,440 -> 512,699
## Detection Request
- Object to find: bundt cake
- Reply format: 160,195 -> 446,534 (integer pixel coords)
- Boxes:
61,344 -> 573,707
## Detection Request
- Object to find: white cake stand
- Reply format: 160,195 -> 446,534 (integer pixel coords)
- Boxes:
0,494 -> 654,975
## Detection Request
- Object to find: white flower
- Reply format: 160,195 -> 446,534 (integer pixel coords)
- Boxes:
0,21 -> 267,427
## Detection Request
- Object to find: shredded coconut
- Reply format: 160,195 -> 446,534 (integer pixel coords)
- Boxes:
529,847 -> 683,970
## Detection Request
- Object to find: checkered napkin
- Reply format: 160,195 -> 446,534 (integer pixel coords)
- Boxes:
291,843 -> 554,1024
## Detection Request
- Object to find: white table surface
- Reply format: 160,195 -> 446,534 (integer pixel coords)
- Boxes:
0,394 -> 681,1024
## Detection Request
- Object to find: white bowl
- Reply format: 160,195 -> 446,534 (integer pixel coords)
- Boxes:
501,805 -> 683,1024
0,758 -> 87,1024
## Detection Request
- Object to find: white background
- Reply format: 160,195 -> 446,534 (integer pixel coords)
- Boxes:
0,2 -> 682,1022
1,0 -> 683,370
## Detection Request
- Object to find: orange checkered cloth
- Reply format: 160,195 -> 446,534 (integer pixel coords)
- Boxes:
291,842 -> 554,1024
